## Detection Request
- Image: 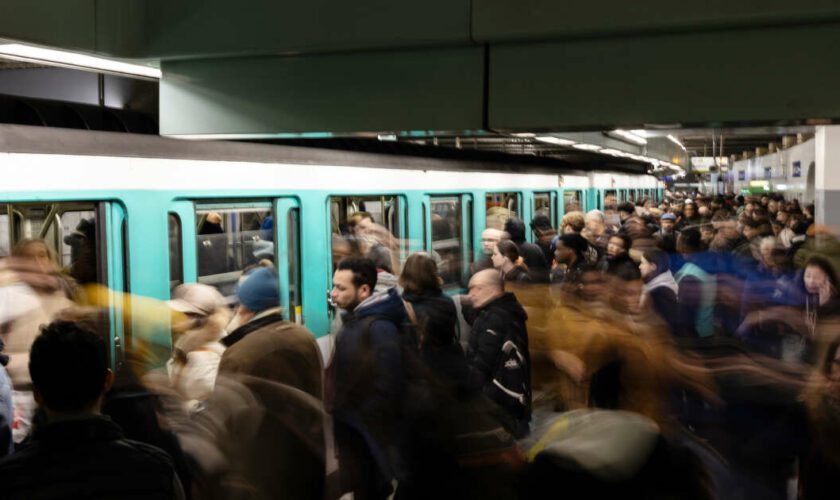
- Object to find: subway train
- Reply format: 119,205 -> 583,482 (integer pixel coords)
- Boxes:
0,124 -> 661,358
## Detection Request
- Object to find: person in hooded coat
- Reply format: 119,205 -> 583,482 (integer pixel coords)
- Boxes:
639,248 -> 681,337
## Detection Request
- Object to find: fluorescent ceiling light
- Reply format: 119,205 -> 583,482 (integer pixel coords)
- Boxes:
535,136 -> 576,146
667,134 -> 687,152
599,148 -> 624,156
612,129 -> 648,145
0,43 -> 161,79
572,143 -> 602,151
512,132 -> 536,138
629,129 -> 652,138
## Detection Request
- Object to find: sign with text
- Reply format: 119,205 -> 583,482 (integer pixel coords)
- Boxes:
738,171 -> 745,181
792,161 -> 801,178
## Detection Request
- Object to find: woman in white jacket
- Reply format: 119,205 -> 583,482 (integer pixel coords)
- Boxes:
166,284 -> 231,405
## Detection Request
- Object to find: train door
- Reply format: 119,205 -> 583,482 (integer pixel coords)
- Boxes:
1,200 -> 128,368
562,189 -> 583,215
533,191 -> 556,236
485,192 -> 520,231
427,194 -> 472,290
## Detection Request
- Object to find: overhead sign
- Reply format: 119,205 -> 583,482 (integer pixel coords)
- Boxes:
792,161 -> 801,178
690,157 -> 729,168
738,171 -> 745,181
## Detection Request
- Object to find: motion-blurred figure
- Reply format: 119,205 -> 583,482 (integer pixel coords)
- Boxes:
166,284 -> 231,407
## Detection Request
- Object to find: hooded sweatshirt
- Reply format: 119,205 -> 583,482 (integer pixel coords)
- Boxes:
641,270 -> 681,336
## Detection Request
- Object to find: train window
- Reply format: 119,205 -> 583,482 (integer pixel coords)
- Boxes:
5,202 -> 102,285
168,213 -> 183,290
485,192 -> 519,230
430,195 -> 463,287
330,195 -> 404,273
195,204 -> 273,299
534,192 -> 555,226
604,190 -> 617,210
287,207 -> 302,323
564,190 -> 582,213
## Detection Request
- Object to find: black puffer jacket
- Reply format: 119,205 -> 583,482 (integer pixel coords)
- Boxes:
464,292 -> 531,431
0,416 -> 182,499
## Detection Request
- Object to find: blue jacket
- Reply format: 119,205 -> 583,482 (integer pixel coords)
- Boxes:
326,287 -> 408,479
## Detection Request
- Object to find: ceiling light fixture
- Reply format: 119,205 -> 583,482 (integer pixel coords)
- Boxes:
535,136 -> 576,146
572,143 -> 602,151
612,129 -> 648,145
667,134 -> 687,152
0,43 -> 161,79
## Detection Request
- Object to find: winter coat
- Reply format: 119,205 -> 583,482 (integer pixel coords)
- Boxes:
166,309 -> 230,403
0,416 -> 183,499
642,270 -> 681,336
464,292 -> 531,430
220,308 -> 322,400
503,265 -> 532,284
0,268 -> 73,389
402,288 -> 456,345
325,287 -> 408,481
213,309 -> 325,500
516,241 -> 549,282
603,253 -> 638,277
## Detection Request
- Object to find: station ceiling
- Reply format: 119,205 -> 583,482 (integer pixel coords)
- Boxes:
1,1 -> 839,171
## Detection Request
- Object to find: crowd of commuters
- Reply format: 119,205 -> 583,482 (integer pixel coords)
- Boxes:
0,191 -> 838,499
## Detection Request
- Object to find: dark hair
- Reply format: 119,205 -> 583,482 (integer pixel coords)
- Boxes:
530,214 -> 553,232
337,256 -> 378,291
679,228 -> 704,253
613,265 -> 642,282
642,248 -> 670,277
504,218 -> 527,243
609,234 -> 632,253
618,202 -> 635,215
496,240 -> 521,263
399,253 -> 443,292
558,233 -> 589,258
29,320 -> 109,413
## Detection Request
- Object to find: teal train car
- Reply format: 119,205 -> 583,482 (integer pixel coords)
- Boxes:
0,124 -> 660,363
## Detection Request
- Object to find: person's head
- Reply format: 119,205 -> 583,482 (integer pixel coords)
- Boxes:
584,210 -> 606,235
481,228 -> 504,255
610,267 -> 643,314
168,283 -> 227,332
467,269 -> 504,309
577,265 -> 606,301
744,201 -> 755,215
561,211 -> 586,234
699,223 -> 715,244
348,212 -> 375,236
29,320 -> 113,416
530,215 -> 555,244
617,202 -> 635,222
776,210 -> 789,225
683,203 -> 696,219
503,218 -> 527,244
12,238 -> 56,273
399,253 -> 443,293
768,199 -> 779,213
639,248 -> 670,280
555,233 -> 588,265
331,256 -> 377,311
804,256 -> 839,299
660,213 -> 676,233
677,228 -> 704,255
493,240 -> 521,271
607,234 -> 631,259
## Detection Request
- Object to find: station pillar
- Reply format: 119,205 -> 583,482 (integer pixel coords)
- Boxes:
814,125 -> 840,234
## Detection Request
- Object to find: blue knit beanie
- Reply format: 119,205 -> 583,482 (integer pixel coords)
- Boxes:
237,267 -> 280,313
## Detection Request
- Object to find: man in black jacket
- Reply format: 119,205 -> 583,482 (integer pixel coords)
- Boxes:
464,269 -> 531,437
504,218 -> 549,282
0,320 -> 183,499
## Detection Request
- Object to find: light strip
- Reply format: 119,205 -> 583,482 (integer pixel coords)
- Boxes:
0,43 -> 161,79
572,143 -> 602,151
667,134 -> 687,152
612,129 -> 648,145
535,135 -> 576,146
